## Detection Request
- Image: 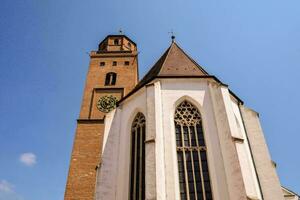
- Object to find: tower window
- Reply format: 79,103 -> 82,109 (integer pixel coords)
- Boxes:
114,39 -> 119,45
124,61 -> 130,66
100,62 -> 105,66
128,42 -> 131,48
129,113 -> 146,200
174,101 -> 213,200
112,61 -> 117,66
105,72 -> 117,85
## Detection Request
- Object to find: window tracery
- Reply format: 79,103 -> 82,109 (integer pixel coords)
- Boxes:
129,113 -> 146,200
175,101 -> 213,200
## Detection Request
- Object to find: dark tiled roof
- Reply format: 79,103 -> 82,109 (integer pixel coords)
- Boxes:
135,41 -> 209,89
118,42 -> 218,105
133,45 -> 170,89
117,41 -> 244,105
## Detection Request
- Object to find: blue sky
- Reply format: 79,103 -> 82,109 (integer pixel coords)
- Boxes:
0,0 -> 299,199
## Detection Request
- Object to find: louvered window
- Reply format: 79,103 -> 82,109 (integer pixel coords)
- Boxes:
129,113 -> 146,200
175,101 -> 213,200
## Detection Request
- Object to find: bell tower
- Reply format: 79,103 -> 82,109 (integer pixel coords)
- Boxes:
64,35 -> 138,200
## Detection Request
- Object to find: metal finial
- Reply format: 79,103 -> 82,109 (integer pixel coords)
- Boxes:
119,28 -> 123,34
171,35 -> 175,42
168,30 -> 175,42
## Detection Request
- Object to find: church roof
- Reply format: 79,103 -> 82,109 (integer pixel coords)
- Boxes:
135,41 -> 209,89
118,41 -> 244,105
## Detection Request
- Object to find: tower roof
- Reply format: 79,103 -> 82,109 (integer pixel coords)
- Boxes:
136,41 -> 209,88
99,34 -> 137,47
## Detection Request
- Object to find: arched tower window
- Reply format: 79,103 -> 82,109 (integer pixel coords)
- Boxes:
114,39 -> 119,45
174,101 -> 213,200
105,72 -> 117,85
129,113 -> 146,200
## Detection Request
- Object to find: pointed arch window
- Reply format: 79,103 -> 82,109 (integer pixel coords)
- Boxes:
105,72 -> 117,85
175,101 -> 213,200
129,113 -> 146,200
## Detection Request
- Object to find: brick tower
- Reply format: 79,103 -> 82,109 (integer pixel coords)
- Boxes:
64,35 -> 139,200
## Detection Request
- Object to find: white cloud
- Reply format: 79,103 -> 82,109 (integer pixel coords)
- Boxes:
0,180 -> 14,193
0,180 -> 23,200
19,152 -> 37,166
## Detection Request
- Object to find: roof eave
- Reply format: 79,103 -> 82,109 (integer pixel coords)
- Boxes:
117,76 -> 244,106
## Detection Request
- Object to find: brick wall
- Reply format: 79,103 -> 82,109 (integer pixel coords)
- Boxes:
64,35 -> 138,199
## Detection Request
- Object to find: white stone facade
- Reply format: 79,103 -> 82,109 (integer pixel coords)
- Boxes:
95,78 -> 285,200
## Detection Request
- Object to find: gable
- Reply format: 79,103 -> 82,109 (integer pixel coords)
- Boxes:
158,42 -> 208,76
135,42 -> 209,90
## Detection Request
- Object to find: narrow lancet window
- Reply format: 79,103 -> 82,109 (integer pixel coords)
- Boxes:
129,113 -> 146,200
175,101 -> 213,200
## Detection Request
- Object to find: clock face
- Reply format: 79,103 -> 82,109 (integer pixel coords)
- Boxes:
97,95 -> 118,113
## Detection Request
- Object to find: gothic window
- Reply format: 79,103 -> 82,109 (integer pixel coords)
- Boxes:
175,101 -> 213,200
125,61 -> 130,66
105,72 -> 117,85
100,62 -> 105,66
129,113 -> 146,200
112,61 -> 117,66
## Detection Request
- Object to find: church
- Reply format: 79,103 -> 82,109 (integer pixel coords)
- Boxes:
64,34 -> 299,200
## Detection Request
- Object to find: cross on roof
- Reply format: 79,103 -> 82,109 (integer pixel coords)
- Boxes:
168,30 -> 176,42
